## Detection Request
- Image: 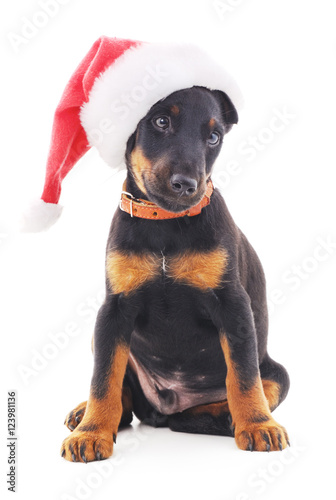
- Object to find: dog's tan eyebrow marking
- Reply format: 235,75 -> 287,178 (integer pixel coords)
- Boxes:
106,251 -> 161,295
167,248 -> 228,290
170,105 -> 180,115
209,118 -> 216,128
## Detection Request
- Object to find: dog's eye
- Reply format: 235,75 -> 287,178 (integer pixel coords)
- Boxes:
154,116 -> 170,130
208,132 -> 220,145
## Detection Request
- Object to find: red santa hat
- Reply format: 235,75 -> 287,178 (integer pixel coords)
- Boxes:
21,36 -> 243,232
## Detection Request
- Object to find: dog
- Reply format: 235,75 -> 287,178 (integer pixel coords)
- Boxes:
61,85 -> 290,462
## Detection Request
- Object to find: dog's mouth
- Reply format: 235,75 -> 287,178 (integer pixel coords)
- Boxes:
144,181 -> 206,213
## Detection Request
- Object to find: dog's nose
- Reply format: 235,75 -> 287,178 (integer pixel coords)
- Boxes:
170,174 -> 198,196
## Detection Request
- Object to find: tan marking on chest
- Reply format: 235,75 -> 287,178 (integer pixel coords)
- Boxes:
106,251 -> 161,295
168,248 -> 228,290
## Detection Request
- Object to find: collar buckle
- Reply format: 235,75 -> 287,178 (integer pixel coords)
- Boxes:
120,191 -> 140,217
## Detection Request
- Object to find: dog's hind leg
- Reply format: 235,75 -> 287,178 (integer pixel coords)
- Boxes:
64,401 -> 87,431
168,400 -> 233,437
259,353 -> 290,412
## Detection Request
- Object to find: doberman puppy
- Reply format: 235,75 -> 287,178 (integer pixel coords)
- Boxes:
61,86 -> 290,462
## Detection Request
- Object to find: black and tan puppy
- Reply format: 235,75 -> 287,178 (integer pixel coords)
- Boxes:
61,86 -> 289,462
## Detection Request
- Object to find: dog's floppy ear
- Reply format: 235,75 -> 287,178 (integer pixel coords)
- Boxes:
125,131 -> 137,163
212,90 -> 238,131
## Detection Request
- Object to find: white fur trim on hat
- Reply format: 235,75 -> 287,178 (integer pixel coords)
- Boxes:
20,199 -> 63,232
80,42 -> 243,170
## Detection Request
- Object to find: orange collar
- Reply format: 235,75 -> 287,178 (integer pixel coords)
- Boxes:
119,180 -> 214,220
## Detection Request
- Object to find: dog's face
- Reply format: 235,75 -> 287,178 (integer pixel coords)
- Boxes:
125,86 -> 238,213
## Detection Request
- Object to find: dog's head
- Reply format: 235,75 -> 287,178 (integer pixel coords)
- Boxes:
125,86 -> 238,213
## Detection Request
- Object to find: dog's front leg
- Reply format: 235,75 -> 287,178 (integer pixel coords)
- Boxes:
207,286 -> 289,451
61,293 -> 138,462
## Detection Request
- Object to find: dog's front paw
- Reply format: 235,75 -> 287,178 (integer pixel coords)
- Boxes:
60,428 -> 114,463
64,401 -> 87,431
235,418 -> 289,452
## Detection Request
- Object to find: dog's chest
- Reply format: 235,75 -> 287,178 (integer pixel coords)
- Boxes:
106,247 -> 228,296
106,247 -> 229,414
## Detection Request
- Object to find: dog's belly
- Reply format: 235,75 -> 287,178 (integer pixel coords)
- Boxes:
129,350 -> 227,414
129,281 -> 228,415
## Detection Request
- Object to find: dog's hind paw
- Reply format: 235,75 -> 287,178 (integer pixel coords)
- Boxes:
64,401 -> 87,431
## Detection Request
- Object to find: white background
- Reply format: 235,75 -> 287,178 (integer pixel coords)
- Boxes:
1,0 -> 335,499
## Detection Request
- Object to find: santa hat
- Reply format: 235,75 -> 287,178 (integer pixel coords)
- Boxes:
21,36 -> 243,232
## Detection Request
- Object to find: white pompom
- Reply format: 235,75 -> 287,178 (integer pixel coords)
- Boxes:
20,199 -> 63,232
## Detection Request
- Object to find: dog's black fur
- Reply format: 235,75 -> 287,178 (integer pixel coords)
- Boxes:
61,86 -> 289,462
